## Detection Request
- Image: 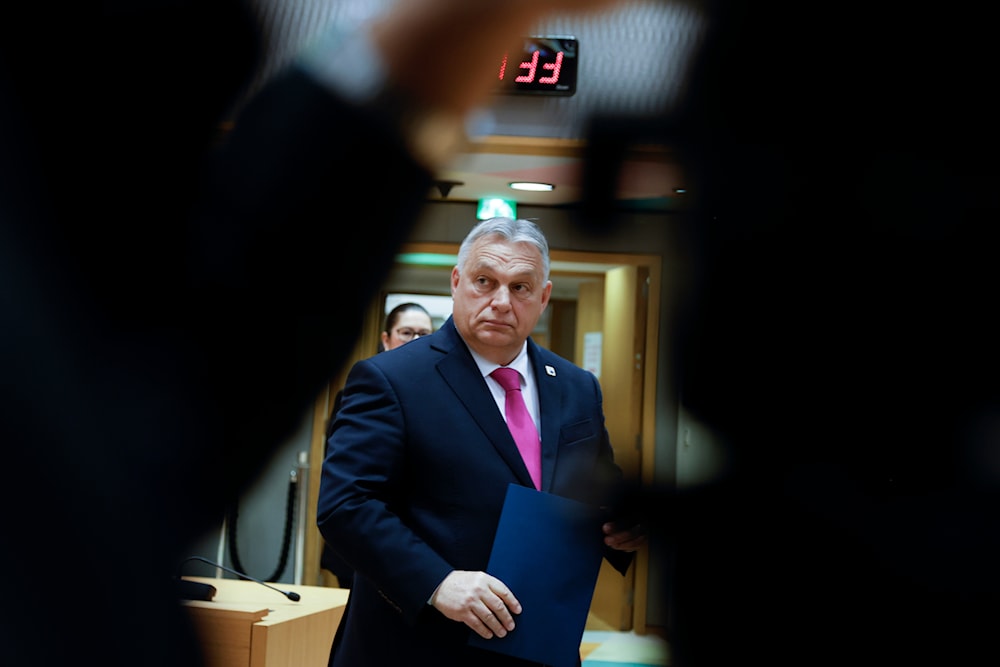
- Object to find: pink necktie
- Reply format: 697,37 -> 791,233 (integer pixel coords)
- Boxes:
491,367 -> 542,490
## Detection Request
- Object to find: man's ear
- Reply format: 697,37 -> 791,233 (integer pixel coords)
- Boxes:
540,280 -> 553,310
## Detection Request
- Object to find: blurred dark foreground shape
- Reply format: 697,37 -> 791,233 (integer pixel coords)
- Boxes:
582,2 -> 1000,665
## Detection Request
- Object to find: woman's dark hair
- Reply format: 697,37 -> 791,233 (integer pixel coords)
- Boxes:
377,302 -> 432,352
384,302 -> 431,333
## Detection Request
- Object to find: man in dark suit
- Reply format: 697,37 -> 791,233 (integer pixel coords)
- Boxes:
318,217 -> 644,667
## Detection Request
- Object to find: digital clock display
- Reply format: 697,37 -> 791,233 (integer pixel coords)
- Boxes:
497,37 -> 578,96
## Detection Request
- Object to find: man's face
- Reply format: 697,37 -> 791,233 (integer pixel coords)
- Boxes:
451,235 -> 552,365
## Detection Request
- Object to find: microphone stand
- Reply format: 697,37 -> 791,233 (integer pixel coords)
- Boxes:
175,555 -> 301,602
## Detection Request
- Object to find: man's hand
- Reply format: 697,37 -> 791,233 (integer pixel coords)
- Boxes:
429,570 -> 522,639
603,521 -> 647,552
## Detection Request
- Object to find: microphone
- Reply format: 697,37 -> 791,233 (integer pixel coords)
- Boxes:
176,555 -> 301,602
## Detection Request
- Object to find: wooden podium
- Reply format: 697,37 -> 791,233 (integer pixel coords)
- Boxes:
182,576 -> 350,667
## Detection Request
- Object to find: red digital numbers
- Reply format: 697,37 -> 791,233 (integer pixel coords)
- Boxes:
515,51 -> 539,83
498,50 -> 564,86
496,38 -> 576,96
538,51 -> 563,84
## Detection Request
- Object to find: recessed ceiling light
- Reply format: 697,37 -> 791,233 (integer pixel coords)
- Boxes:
508,182 -> 555,192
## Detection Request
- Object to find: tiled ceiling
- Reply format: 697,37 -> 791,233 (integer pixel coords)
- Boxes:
427,138 -> 688,210
243,0 -> 708,211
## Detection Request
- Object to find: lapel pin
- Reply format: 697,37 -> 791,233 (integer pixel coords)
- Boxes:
545,365 -> 556,377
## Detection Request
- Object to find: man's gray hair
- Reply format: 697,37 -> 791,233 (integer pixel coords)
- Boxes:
455,217 -> 551,281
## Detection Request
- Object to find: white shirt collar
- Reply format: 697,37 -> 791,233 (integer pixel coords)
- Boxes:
467,341 -> 541,428
468,342 -> 531,382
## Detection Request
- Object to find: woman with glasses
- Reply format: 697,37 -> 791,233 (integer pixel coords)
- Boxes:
322,301 -> 434,588
379,302 -> 434,352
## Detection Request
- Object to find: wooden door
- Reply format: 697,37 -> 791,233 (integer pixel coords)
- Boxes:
583,264 -> 651,631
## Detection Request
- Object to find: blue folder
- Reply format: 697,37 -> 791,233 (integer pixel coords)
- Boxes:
468,483 -> 605,667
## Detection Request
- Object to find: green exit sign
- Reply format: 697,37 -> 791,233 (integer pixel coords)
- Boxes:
477,198 -> 517,220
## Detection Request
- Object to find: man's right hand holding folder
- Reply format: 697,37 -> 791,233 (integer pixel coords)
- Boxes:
429,508 -> 646,641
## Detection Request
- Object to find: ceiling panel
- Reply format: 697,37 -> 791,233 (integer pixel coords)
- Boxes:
242,0 -> 706,212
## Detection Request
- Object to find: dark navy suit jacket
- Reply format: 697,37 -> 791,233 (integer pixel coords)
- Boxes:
318,316 -> 633,666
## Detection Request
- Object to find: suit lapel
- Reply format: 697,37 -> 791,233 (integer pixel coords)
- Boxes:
433,320 -> 537,489
529,341 -> 563,493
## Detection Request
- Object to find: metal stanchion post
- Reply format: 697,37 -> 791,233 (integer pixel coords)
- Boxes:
294,450 -> 310,585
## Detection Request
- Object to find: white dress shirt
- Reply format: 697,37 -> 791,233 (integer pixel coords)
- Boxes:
467,342 -> 541,434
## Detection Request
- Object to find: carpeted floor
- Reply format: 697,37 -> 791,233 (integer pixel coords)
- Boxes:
580,628 -> 670,666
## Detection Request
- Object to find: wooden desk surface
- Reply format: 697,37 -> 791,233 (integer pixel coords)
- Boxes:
182,577 -> 350,667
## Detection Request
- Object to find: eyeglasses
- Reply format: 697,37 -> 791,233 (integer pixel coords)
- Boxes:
394,328 -> 432,341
